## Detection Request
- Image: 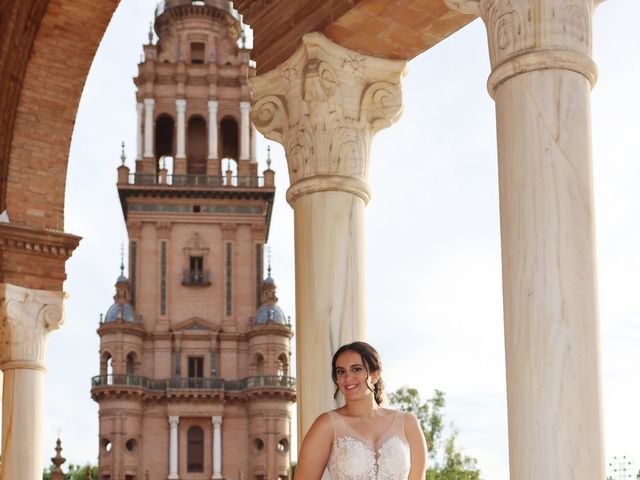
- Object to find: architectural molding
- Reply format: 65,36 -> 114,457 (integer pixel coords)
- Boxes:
250,32 -> 406,189
0,223 -> 80,260
0,283 -> 66,371
445,0 -> 599,95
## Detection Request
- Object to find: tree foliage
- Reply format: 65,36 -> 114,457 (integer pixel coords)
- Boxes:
388,386 -> 482,480
43,463 -> 98,480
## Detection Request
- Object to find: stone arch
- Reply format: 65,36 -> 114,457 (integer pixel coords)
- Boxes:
219,115 -> 238,160
277,352 -> 289,377
187,114 -> 207,175
155,113 -> 175,165
252,352 -> 265,376
126,351 -> 138,375
0,0 -> 119,232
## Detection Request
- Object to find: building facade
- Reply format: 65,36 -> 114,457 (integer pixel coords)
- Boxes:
90,2 -> 295,479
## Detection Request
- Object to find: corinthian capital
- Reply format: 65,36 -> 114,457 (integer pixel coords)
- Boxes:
250,32 -> 406,188
445,0 -> 599,93
0,283 -> 66,370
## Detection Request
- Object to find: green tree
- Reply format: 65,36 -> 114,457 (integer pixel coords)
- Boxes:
388,386 -> 481,480
43,463 -> 98,480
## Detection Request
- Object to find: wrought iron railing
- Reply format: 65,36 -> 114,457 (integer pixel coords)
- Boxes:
91,374 -> 296,392
129,173 -> 264,188
182,269 -> 211,286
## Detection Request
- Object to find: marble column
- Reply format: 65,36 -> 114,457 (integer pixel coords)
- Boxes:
143,98 -> 155,159
176,99 -> 187,159
168,415 -> 179,479
136,101 -> 144,160
239,101 -> 251,161
212,416 -> 222,479
0,283 -> 66,480
208,100 -> 219,160
250,32 -> 405,443
445,1 -> 604,478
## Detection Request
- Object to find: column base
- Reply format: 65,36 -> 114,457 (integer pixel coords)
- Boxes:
168,474 -> 179,480
212,475 -> 223,480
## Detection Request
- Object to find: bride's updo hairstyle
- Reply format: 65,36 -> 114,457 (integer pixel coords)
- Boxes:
332,341 -> 384,406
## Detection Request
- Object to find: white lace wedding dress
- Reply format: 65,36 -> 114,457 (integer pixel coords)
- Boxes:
325,410 -> 411,480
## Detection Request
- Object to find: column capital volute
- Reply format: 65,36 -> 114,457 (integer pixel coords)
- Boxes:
0,283 -> 66,371
250,32 -> 406,193
144,97 -> 155,106
169,415 -> 180,426
239,101 -> 251,112
444,0 -> 601,95
175,99 -> 187,112
212,415 -> 222,426
208,100 -> 219,110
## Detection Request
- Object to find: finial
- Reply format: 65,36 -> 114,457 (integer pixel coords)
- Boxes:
266,146 -> 272,169
51,436 -> 66,472
120,141 -> 126,166
120,242 -> 125,277
148,21 -> 154,44
267,245 -> 272,278
140,53 -> 144,63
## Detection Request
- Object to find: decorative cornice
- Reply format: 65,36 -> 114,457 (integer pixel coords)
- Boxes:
250,32 -> 406,195
0,223 -> 81,260
0,283 -> 66,370
444,0 -> 599,95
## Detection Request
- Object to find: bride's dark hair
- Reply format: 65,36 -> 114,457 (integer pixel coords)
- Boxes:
332,341 -> 384,405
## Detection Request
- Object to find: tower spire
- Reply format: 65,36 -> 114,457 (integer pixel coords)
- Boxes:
148,21 -> 154,45
120,242 -> 125,277
267,245 -> 272,278
120,141 -> 126,166
266,146 -> 272,170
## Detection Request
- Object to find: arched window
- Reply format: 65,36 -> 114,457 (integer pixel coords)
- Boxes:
220,116 -> 238,160
155,115 -> 175,167
187,116 -> 207,175
101,352 -> 113,377
277,353 -> 289,377
187,426 -> 204,472
126,352 -> 137,376
254,353 -> 265,376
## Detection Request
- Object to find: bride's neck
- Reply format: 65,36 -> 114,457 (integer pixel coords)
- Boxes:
343,395 -> 380,418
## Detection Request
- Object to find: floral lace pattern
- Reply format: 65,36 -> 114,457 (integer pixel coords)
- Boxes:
327,434 -> 410,480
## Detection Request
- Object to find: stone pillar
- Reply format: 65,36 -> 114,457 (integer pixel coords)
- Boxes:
239,101 -> 251,161
168,415 -> 179,479
136,101 -> 144,160
212,416 -> 222,479
0,284 -> 66,480
251,125 -> 257,163
143,98 -> 155,159
445,1 -> 604,479
208,100 -> 219,160
176,99 -> 187,159
250,32 -> 405,443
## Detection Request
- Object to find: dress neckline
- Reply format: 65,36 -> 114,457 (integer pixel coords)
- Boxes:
330,409 -> 401,448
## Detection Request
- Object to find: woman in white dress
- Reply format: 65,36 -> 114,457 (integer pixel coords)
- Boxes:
295,341 -> 427,480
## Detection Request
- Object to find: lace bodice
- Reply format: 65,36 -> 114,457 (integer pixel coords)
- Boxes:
326,410 -> 411,480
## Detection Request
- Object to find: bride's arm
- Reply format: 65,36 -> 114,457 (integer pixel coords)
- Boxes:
405,412 -> 428,480
294,412 -> 333,480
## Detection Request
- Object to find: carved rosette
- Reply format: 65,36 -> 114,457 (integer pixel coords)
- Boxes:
0,283 -> 66,371
250,32 -> 406,197
444,0 -> 599,94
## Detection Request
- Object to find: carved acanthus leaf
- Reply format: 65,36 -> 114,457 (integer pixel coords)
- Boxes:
250,32 -> 406,185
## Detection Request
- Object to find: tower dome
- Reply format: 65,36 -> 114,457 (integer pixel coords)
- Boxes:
103,268 -> 137,323
255,275 -> 287,325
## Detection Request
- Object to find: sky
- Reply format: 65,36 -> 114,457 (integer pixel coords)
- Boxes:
43,1 -> 640,478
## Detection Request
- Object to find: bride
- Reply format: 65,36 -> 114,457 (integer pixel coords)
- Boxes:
294,341 -> 427,480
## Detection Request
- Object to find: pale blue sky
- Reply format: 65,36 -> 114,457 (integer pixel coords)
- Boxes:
44,1 -> 640,478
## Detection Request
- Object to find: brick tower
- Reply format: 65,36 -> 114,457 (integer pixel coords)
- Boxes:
90,2 -> 295,479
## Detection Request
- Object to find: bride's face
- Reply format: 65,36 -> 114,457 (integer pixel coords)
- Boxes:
334,349 -> 380,401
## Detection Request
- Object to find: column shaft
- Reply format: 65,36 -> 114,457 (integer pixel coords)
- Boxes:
0,284 -> 65,480
136,102 -> 144,160
212,416 -> 222,479
292,190 -> 367,438
176,99 -> 187,159
497,69 -> 603,480
168,416 -> 179,479
1,368 -> 44,480
208,100 -> 218,160
143,98 -> 155,158
239,101 -> 250,161
250,32 -> 405,447
442,1 -> 605,478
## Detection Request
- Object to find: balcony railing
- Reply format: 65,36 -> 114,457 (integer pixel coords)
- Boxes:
129,173 -> 264,188
91,374 -> 296,392
182,269 -> 211,286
